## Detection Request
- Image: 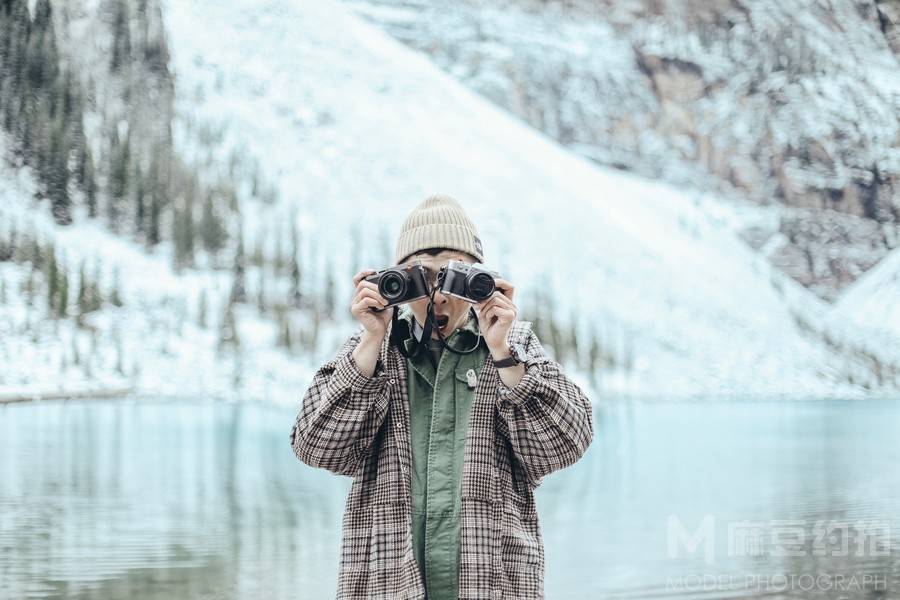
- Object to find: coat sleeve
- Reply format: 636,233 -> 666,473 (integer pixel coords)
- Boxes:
494,327 -> 594,491
289,328 -> 392,478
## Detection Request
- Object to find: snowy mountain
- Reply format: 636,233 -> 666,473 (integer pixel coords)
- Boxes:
339,0 -> 900,302
830,245 -> 900,347
1,0 -> 898,403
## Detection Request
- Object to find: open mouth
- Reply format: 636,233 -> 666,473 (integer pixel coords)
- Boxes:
434,314 -> 450,330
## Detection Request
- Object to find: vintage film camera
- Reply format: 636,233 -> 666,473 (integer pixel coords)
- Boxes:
436,260 -> 499,302
364,261 -> 430,310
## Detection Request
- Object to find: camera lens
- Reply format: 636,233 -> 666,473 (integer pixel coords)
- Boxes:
379,271 -> 406,300
467,272 -> 495,301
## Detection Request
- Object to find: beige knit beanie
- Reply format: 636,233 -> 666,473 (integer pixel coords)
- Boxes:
395,194 -> 484,264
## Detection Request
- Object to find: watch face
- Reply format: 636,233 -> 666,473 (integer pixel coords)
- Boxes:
513,343 -> 527,363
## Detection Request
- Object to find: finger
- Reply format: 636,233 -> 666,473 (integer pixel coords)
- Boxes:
492,307 -> 516,323
494,277 -> 515,300
353,286 -> 385,302
352,269 -> 377,287
482,305 -> 501,324
489,291 -> 515,310
477,292 -> 505,312
353,297 -> 387,313
356,280 -> 381,294
353,288 -> 388,307
478,292 -> 512,315
352,292 -> 387,313
486,303 -> 515,322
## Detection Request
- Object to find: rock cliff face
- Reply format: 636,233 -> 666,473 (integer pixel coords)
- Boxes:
877,0 -> 900,56
343,0 -> 900,301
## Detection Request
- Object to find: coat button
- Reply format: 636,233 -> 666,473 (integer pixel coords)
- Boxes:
389,378 -> 396,385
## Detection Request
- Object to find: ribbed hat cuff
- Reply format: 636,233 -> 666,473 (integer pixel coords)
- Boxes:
395,223 -> 484,264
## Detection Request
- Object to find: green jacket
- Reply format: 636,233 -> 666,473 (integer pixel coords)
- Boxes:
399,306 -> 488,600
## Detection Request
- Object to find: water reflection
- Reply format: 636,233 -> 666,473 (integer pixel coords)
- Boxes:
1,397 -> 898,599
0,400 -> 350,599
539,398 -> 900,598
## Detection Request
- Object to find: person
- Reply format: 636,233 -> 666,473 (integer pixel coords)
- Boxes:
290,194 -> 594,599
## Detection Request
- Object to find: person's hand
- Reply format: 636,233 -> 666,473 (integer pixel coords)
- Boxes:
350,269 -> 392,341
474,277 -> 517,356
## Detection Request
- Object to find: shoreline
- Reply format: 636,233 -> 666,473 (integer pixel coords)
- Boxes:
0,387 -> 136,404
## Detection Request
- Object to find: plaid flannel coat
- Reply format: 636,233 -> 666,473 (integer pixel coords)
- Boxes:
289,318 -> 594,599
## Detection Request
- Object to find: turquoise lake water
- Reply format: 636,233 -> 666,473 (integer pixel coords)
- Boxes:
1,397 -> 898,599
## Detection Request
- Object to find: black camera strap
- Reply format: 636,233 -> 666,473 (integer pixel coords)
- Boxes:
426,286 -> 482,356
390,305 -> 433,359
388,292 -> 482,358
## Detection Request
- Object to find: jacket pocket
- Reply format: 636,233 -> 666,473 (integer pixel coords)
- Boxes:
339,505 -> 373,573
369,502 -> 410,571
499,505 -> 544,598
369,502 -> 426,599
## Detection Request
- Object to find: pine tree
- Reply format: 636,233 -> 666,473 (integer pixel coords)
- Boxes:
567,310 -> 581,371
71,332 -> 81,366
28,0 -> 61,90
46,244 -> 58,313
323,259 -> 336,320
198,288 -> 208,329
201,188 -> 228,260
56,254 -> 68,318
548,307 -> 564,363
173,181 -> 196,270
250,161 -> 260,198
115,327 -> 125,375
229,228 -> 247,304
218,296 -> 240,351
289,219 -> 302,309
110,266 -> 123,307
252,229 -> 265,268
30,236 -> 43,271
47,117 -> 72,225
588,327 -> 601,386
83,144 -> 98,218
146,150 -> 162,246
0,226 -> 11,263
110,0 -> 132,73
90,259 -> 104,311
107,128 -> 131,233
256,267 -> 266,314
76,260 -> 89,321
277,308 -> 293,351
134,162 -> 145,236
24,268 -> 36,307
273,222 -> 284,275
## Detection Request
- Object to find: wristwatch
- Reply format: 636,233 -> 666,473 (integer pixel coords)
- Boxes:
492,343 -> 527,369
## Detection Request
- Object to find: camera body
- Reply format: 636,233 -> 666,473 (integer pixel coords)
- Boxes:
364,261 -> 430,309
436,260 -> 499,302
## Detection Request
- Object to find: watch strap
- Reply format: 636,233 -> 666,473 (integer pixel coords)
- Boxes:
492,343 -> 526,369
